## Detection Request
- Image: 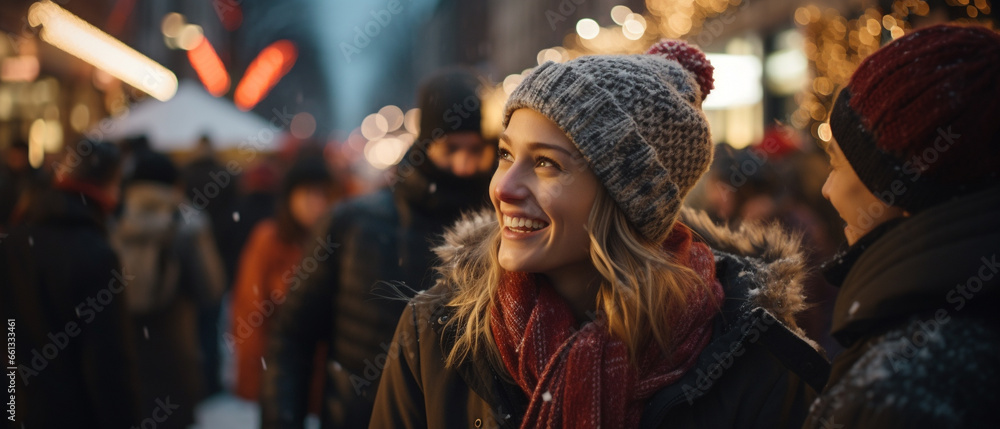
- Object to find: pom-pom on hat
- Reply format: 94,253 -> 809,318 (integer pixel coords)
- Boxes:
502,40 -> 715,243
830,24 -> 1000,212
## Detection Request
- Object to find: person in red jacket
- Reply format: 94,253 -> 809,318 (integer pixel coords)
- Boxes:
229,154 -> 337,412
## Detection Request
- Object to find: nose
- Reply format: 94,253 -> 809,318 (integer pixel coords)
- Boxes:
451,150 -> 477,177
821,173 -> 833,201
493,163 -> 530,203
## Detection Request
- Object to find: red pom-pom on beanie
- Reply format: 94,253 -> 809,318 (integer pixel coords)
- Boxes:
647,40 -> 715,100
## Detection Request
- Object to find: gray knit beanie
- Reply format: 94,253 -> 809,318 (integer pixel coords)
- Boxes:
502,40 -> 715,243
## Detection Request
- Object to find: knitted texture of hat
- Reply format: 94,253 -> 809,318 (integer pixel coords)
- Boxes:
830,24 -> 1000,212
502,40 -> 714,243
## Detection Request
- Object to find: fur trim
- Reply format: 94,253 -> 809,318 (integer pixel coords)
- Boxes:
680,206 -> 812,342
433,207 -> 811,345
432,209 -> 498,284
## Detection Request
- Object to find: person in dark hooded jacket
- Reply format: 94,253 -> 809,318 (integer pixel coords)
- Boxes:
260,68 -> 495,428
804,24 -> 1000,429
1,140 -> 142,428
371,40 -> 828,429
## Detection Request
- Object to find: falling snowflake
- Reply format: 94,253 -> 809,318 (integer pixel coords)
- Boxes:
261,357 -> 267,370
143,326 -> 149,340
233,211 -> 241,222
28,236 -> 33,247
429,183 -> 437,194
542,391 -> 552,402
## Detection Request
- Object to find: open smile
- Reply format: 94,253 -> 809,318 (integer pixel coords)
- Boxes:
502,214 -> 550,238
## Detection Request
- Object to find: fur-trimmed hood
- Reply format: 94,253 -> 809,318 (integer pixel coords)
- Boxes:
432,206 -> 812,341
679,206 -> 810,337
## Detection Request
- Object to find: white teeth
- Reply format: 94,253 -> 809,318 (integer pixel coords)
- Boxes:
504,215 -> 547,231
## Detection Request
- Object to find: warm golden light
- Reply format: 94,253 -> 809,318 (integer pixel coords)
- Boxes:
576,19 -> 600,40
29,0 -> 178,101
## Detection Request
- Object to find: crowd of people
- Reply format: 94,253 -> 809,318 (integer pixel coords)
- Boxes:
1,23 -> 998,429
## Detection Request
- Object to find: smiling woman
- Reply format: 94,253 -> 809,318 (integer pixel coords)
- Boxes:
493,110 -> 599,299
371,40 -> 828,429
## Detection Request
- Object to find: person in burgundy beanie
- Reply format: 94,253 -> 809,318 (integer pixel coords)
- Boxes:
806,25 -> 1000,428
371,40 -> 828,429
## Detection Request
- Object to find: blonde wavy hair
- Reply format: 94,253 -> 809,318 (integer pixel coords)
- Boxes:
442,186 -> 711,369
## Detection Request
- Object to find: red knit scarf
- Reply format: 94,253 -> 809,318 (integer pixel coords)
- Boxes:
490,222 -> 724,429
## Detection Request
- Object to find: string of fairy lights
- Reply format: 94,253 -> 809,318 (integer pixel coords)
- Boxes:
564,0 -> 996,143
353,0 -> 995,171
534,0 -> 996,146
795,0 -> 995,142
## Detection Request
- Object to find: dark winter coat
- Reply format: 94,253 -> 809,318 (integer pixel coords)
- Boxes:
0,189 -> 142,428
803,185 -> 1000,429
369,207 -> 830,428
180,155 -> 240,284
260,157 -> 490,428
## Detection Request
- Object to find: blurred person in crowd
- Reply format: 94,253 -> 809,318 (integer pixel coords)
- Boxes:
229,154 -> 337,412
180,134 -> 237,395
261,67 -> 495,428
0,140 -> 142,427
804,25 -> 1000,428
0,139 -> 45,229
181,135 -> 241,281
371,41 -> 826,428
120,135 -> 154,183
111,149 -> 225,429
700,142 -> 783,226
228,158 -> 281,266
115,135 -> 155,219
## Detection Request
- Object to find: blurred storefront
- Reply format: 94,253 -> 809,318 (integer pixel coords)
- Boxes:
0,0 -> 337,168
1,0 -> 116,167
473,0 -> 994,150
4,0 -> 996,174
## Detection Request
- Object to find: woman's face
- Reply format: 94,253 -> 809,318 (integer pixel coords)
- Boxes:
290,184 -> 332,230
491,109 -> 599,275
822,139 -> 905,245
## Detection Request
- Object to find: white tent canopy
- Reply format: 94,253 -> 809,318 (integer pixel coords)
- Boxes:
99,80 -> 282,151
